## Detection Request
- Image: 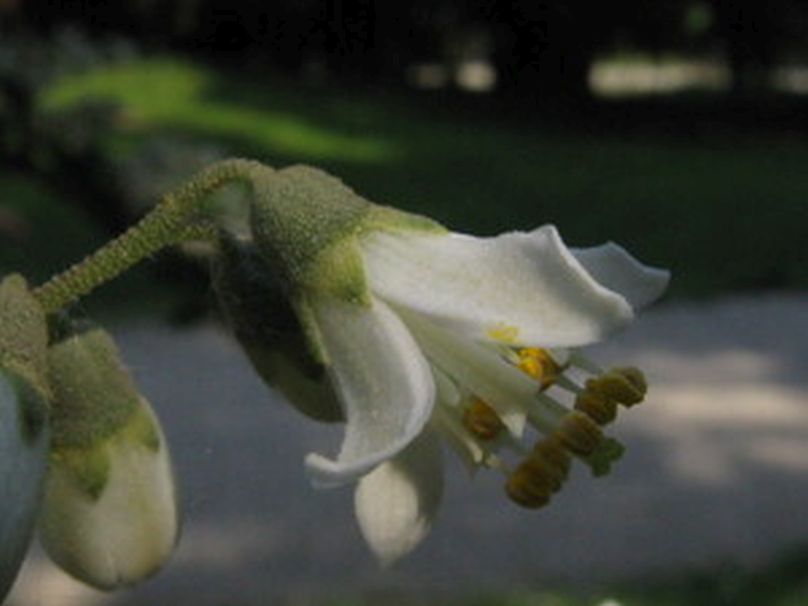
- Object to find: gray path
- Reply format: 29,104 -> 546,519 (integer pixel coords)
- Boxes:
9,294 -> 808,606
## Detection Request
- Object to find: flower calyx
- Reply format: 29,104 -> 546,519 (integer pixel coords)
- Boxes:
211,235 -> 343,422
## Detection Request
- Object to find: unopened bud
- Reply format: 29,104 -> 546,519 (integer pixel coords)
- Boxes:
40,327 -> 179,590
0,275 -> 49,602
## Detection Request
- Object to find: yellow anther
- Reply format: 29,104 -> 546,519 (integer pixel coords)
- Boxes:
532,435 -> 572,479
462,398 -> 506,441
516,347 -> 561,389
524,452 -> 564,493
487,323 -> 519,344
575,389 -> 618,425
505,461 -> 552,509
616,366 -> 647,396
586,367 -> 646,407
556,411 -> 603,457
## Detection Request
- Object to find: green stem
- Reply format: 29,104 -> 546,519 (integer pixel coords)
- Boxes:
33,158 -> 269,314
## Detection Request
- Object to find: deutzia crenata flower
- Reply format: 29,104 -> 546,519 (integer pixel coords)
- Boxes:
39,325 -> 179,590
216,165 -> 669,565
0,276 -> 50,601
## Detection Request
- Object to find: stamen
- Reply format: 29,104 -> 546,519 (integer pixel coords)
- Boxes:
516,347 -> 562,389
555,411 -> 603,457
532,435 -> 572,479
462,398 -> 506,441
554,374 -> 583,394
574,389 -> 618,425
487,323 -> 519,344
505,464 -> 552,509
505,436 -> 571,509
616,367 -> 648,397
567,351 -> 603,374
586,367 -> 646,407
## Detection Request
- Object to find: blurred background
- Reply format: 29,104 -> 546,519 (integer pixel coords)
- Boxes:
1,1 -> 807,605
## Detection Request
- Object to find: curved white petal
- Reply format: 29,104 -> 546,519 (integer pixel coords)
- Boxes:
572,242 -> 670,309
361,225 -> 634,348
0,372 -> 48,602
305,297 -> 435,487
354,432 -> 443,565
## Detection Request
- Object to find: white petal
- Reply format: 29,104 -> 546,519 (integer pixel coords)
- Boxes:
0,372 -> 48,601
572,242 -> 670,309
361,225 -> 634,348
305,297 -> 435,487
39,399 -> 179,590
354,432 -> 443,565
431,365 -> 460,408
399,308 -> 539,437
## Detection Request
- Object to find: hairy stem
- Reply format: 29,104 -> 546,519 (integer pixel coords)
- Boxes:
33,158 -> 268,314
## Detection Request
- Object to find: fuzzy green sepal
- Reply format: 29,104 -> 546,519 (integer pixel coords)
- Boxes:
363,204 -> 447,235
50,444 -> 111,501
0,274 -> 49,397
250,165 -> 372,300
49,403 -> 161,501
47,328 -> 140,450
128,400 -> 162,452
212,238 -> 343,421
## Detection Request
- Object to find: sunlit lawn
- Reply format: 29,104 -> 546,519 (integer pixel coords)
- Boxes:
22,56 -> 808,300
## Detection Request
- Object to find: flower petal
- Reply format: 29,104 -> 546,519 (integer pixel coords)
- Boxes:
305,297 -> 435,487
399,308 -> 539,437
361,225 -> 634,348
354,432 -> 443,565
572,242 -> 670,309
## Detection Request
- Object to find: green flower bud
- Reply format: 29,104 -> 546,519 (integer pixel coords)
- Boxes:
0,274 -> 49,396
0,370 -> 49,601
212,236 -> 342,422
0,275 -> 49,602
39,326 -> 179,590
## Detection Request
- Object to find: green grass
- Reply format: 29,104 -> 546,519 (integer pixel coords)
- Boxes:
8,56 -> 808,301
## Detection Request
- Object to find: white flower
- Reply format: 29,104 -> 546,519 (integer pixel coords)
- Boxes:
239,166 -> 669,564
0,370 -> 48,601
302,225 -> 667,481
309,226 -> 666,563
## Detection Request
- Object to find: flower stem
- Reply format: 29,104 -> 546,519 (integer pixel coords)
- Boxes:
33,158 -> 267,314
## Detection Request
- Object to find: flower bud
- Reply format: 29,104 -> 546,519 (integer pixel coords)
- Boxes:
212,236 -> 343,422
0,371 -> 49,601
0,275 -> 49,601
39,326 -> 179,590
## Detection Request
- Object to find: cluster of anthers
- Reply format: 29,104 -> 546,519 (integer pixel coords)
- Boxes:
456,346 -> 646,509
